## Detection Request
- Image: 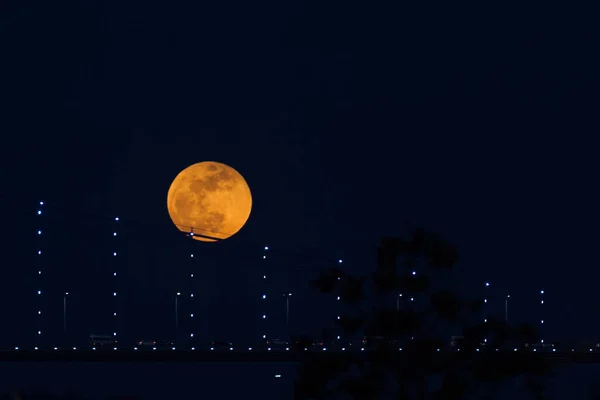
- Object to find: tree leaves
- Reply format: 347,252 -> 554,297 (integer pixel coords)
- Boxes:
339,275 -> 366,305
430,290 -> 461,321
295,228 -> 558,399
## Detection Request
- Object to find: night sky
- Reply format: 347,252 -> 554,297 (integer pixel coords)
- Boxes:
1,1 -> 599,394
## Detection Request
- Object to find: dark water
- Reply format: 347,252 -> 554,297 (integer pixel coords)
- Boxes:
1,362 -> 599,399
1,362 -> 295,399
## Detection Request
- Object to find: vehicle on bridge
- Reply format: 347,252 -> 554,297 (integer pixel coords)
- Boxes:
334,340 -> 355,350
530,342 -> 556,352
211,340 -> 233,351
289,335 -> 333,351
290,335 -> 315,351
362,336 -> 397,350
266,338 -> 288,350
137,340 -> 174,350
450,336 -> 464,348
89,334 -> 117,348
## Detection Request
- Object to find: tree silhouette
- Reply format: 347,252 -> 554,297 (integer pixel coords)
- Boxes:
296,227 -> 560,399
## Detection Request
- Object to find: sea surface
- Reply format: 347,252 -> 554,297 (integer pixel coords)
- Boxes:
1,362 -> 599,399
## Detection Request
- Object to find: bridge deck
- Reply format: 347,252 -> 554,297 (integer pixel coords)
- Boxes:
1,351 -> 600,363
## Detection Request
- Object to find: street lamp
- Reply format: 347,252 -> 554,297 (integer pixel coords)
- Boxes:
63,292 -> 69,334
175,292 -> 181,338
283,293 -> 292,331
505,294 -> 510,322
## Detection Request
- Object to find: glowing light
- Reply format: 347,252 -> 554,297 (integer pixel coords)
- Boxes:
167,162 -> 252,242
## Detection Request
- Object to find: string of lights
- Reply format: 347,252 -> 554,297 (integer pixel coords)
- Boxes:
112,216 -> 119,345
483,282 -> 490,323
483,281 -> 490,345
21,203 -> 359,271
22,201 -> 568,352
32,198 -> 557,347
35,201 -> 45,349
188,251 -> 196,347
27,207 -> 350,346
261,245 -> 269,343
540,289 -> 545,345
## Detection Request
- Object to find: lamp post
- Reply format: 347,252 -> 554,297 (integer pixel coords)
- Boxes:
283,293 -> 292,335
175,292 -> 181,339
63,292 -> 69,334
505,294 -> 510,322
336,259 -> 342,342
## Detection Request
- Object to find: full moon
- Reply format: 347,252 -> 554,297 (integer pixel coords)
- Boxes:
167,161 -> 252,242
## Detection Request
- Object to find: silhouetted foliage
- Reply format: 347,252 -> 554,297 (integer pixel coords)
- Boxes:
295,227 -> 560,399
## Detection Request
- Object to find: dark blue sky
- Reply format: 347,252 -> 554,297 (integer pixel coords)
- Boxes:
1,1 -> 598,352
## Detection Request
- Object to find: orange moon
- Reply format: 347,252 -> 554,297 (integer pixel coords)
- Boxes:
167,161 -> 252,242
